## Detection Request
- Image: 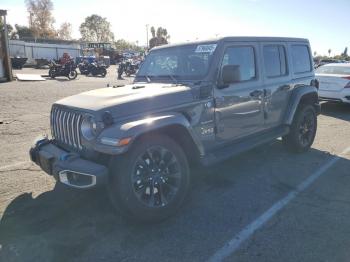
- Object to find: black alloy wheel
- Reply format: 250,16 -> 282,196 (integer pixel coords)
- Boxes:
131,146 -> 182,208
283,105 -> 317,153
108,134 -> 190,222
298,110 -> 316,147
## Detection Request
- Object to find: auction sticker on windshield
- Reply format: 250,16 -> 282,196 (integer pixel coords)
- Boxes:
195,44 -> 217,53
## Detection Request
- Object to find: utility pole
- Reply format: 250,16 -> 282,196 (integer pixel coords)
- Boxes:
0,9 -> 13,81
146,24 -> 149,50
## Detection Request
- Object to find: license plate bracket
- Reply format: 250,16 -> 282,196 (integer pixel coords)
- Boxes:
38,150 -> 54,175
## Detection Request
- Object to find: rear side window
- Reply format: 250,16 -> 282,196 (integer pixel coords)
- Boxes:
222,46 -> 256,82
291,45 -> 312,73
263,45 -> 287,77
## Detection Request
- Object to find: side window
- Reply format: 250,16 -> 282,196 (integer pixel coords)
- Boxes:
291,45 -> 312,74
222,46 -> 256,82
263,45 -> 287,77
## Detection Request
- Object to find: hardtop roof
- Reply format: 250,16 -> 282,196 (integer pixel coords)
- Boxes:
152,36 -> 309,50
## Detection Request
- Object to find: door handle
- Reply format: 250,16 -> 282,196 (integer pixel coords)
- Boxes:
250,90 -> 264,97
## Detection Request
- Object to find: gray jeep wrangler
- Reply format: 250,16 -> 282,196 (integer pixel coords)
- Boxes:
30,37 -> 320,222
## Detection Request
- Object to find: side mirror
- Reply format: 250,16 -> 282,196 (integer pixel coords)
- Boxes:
221,65 -> 241,85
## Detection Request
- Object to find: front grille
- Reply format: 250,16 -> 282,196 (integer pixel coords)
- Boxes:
50,106 -> 83,150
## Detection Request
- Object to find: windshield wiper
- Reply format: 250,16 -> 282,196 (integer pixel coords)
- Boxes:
143,75 -> 151,83
167,74 -> 178,84
161,75 -> 184,85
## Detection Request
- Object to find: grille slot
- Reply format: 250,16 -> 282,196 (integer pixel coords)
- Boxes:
51,106 -> 83,150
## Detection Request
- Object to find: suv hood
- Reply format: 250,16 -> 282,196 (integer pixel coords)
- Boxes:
55,83 -> 194,118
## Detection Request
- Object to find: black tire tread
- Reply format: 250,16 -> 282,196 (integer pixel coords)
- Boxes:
108,134 -> 190,223
283,104 -> 317,153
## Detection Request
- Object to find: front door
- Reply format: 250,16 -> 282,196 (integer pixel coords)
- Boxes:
214,43 -> 265,143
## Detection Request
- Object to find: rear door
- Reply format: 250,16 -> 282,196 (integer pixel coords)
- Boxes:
214,42 -> 265,142
261,42 -> 292,128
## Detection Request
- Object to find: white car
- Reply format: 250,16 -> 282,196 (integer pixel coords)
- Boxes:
316,63 -> 350,103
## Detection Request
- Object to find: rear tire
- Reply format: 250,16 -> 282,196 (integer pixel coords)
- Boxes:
283,104 -> 317,153
101,68 -> 107,77
108,134 -> 190,223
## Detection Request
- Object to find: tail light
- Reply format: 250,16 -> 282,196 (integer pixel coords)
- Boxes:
343,76 -> 350,88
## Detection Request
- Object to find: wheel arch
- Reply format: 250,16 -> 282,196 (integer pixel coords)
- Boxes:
132,124 -> 202,166
96,113 -> 205,163
284,86 -> 320,125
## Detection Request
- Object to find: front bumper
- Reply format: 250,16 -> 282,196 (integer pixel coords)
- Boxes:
30,139 -> 108,189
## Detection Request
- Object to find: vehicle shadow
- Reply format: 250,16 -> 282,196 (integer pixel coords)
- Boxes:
0,142 -> 349,262
321,102 -> 350,121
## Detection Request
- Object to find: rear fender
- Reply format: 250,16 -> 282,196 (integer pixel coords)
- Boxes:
284,86 -> 320,125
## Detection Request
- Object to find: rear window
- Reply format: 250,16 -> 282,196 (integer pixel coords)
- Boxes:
291,45 -> 312,74
316,66 -> 350,75
263,45 -> 287,77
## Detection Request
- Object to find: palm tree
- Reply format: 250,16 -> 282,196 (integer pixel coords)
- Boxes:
150,26 -> 155,38
149,26 -> 170,48
328,49 -> 332,57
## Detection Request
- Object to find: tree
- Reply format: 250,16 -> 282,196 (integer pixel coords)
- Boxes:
57,22 -> 72,40
0,17 -> 14,37
114,39 -> 143,52
150,26 -> 155,38
328,49 -> 331,57
26,0 -> 56,38
313,51 -> 317,57
149,26 -> 170,49
342,47 -> 348,57
79,15 -> 114,42
13,24 -> 34,39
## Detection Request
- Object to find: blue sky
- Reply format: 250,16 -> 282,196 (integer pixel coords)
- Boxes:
2,0 -> 349,55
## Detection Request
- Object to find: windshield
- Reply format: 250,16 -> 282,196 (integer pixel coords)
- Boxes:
137,43 -> 217,80
316,65 -> 350,75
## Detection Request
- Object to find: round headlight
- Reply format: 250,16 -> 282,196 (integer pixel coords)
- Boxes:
81,115 -> 98,140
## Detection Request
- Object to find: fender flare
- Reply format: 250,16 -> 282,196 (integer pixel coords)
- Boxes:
283,85 -> 319,125
94,113 -> 205,156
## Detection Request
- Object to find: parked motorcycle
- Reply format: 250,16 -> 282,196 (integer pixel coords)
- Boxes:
49,59 -> 78,80
118,59 -> 140,79
78,61 -> 107,77
78,60 -> 90,75
89,62 -> 107,77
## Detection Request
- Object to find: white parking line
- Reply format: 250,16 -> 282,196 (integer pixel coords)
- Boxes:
0,161 -> 31,171
208,146 -> 350,262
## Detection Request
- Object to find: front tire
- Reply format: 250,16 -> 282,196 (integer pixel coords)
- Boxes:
108,134 -> 190,222
68,70 -> 78,80
283,104 -> 317,153
48,68 -> 55,79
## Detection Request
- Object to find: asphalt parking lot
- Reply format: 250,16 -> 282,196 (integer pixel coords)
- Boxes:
0,67 -> 350,262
